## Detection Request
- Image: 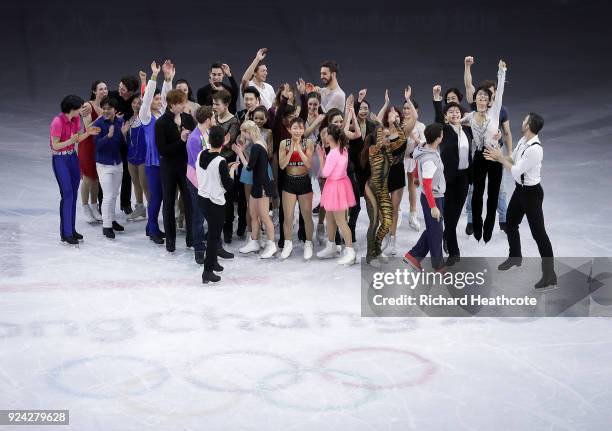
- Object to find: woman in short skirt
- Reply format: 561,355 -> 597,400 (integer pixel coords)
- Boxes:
316,124 -> 356,265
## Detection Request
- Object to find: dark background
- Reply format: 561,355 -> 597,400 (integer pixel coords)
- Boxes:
1,0 -> 610,124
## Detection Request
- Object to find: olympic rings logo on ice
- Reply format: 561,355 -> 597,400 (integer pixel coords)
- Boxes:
47,347 -> 438,414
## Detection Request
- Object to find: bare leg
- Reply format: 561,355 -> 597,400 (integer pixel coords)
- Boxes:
325,210 -> 337,242
390,188 -> 404,235
333,210 -> 352,247
80,176 -> 91,205
407,171 -> 417,213
364,182 -> 380,261
249,195 -> 260,240
90,178 -> 99,204
256,196 -> 274,241
138,164 -> 149,203
128,163 -> 144,204
282,191 -> 297,241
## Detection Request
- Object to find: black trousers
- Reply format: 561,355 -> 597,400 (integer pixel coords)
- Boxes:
160,158 -> 193,245
120,143 -> 132,208
198,196 -> 224,272
471,150 -> 503,236
505,182 -> 554,272
443,169 -> 470,256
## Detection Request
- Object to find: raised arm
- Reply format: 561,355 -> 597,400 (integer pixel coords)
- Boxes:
139,70 -> 147,96
343,100 -> 361,141
464,56 -> 476,104
298,80 -> 308,121
161,60 -> 175,114
272,95 -> 289,134
376,89 -> 390,122
501,118 -> 513,153
356,88 -> 367,112
489,60 -> 507,130
139,61 -> 160,125
432,85 -> 445,125
299,94 -> 308,121
387,111 -> 407,152
402,86 -> 417,135
241,48 -> 267,90
222,63 -> 239,111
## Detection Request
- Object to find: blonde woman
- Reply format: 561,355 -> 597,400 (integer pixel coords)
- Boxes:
234,120 -> 277,258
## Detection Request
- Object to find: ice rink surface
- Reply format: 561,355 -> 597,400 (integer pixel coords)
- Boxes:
1,1 -> 612,428
1,96 -> 612,430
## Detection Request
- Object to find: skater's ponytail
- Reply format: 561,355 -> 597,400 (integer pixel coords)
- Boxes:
327,124 -> 348,153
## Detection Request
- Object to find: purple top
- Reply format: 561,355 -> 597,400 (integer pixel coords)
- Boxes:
186,127 -> 208,187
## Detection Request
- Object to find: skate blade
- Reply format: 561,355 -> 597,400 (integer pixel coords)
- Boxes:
533,283 -> 559,293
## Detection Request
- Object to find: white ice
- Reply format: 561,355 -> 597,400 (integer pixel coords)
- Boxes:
1,98 -> 612,430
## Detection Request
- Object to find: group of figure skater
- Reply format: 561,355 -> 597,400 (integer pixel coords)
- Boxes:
50,50 -> 557,290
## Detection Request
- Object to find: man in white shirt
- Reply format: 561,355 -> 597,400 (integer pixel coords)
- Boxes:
484,112 -> 557,292
318,60 -> 346,113
241,48 -> 276,110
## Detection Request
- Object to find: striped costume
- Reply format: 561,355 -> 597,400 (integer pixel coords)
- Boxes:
364,123 -> 407,262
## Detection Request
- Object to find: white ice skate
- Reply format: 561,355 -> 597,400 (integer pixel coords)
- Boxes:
239,237 -> 261,254
280,240 -> 293,260
337,247 -> 356,266
259,241 -> 278,259
388,235 -> 397,255
303,240 -> 314,261
381,234 -> 390,252
83,204 -> 96,224
90,204 -> 103,222
127,203 -> 146,221
316,241 -> 338,259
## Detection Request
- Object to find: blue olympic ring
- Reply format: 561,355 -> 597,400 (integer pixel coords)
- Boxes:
47,355 -> 169,399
